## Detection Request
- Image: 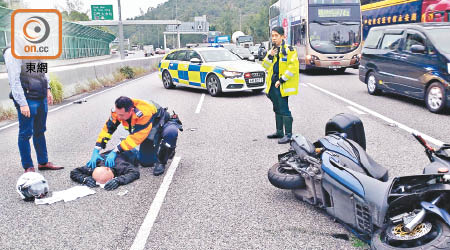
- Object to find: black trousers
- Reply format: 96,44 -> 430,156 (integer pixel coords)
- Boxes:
268,82 -> 292,117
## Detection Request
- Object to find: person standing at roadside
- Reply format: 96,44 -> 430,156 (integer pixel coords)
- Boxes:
3,46 -> 63,173
262,26 -> 299,144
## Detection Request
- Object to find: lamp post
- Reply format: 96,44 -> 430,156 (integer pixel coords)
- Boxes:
118,0 -> 125,60
176,0 -> 180,48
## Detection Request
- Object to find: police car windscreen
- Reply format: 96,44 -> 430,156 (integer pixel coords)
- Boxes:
199,50 -> 241,62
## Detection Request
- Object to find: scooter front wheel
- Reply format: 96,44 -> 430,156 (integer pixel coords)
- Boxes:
371,218 -> 450,249
267,163 -> 305,189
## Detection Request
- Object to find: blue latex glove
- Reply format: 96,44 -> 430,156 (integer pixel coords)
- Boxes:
87,148 -> 103,169
105,151 -> 117,167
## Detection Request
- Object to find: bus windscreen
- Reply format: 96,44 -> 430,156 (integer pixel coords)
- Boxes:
309,5 -> 361,53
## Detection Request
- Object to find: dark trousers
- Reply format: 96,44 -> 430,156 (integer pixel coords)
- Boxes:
138,122 -> 179,165
15,99 -> 48,169
268,83 -> 292,117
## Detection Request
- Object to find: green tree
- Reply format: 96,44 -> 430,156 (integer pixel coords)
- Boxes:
0,0 -> 7,8
65,0 -> 84,12
218,6 -> 235,36
120,0 -> 272,46
55,0 -> 89,22
244,4 -> 270,43
61,10 -> 89,22
94,26 -> 114,35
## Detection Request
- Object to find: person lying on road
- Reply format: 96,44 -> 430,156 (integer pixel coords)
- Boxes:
70,149 -> 140,191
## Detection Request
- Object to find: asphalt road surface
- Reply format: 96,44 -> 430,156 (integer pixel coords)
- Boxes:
1,68 -> 449,250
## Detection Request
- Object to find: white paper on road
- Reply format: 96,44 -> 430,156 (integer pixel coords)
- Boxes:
35,186 -> 96,205
96,182 -> 106,189
117,190 -> 128,196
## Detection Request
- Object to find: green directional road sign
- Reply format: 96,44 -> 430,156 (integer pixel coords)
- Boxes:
91,5 -> 114,20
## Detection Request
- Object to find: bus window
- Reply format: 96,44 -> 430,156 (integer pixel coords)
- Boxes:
270,3 -> 280,19
277,0 -> 362,70
292,24 -> 304,46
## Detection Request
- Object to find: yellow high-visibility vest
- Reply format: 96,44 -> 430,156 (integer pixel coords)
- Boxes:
262,43 -> 299,97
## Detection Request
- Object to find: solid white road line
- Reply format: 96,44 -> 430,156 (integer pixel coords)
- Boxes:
130,156 -> 182,250
0,121 -> 19,132
0,72 -> 157,132
306,83 -> 444,146
195,93 -> 205,114
347,105 -> 366,115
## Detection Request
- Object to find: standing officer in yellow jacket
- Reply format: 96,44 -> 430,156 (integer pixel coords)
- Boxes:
87,96 -> 182,176
262,26 -> 299,144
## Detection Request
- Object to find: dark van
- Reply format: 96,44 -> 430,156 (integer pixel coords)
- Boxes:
359,23 -> 450,113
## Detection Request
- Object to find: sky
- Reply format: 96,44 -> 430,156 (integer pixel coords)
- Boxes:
23,0 -> 169,20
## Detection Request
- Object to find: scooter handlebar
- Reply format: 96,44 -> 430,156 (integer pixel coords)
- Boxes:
412,132 -> 434,152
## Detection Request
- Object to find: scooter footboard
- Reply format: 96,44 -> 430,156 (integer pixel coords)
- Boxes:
322,172 -> 374,235
320,151 -> 391,235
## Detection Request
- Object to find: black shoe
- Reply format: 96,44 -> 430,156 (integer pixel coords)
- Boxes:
267,132 -> 284,139
278,135 -> 292,144
153,163 -> 166,176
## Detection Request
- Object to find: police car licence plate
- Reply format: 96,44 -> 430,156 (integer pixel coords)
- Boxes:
248,78 -> 263,83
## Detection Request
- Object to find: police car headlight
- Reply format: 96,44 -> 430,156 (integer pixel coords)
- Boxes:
222,70 -> 242,78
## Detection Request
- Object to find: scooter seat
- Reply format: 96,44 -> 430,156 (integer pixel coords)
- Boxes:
346,139 -> 389,182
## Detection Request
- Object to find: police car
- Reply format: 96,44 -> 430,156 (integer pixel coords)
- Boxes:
158,48 -> 266,96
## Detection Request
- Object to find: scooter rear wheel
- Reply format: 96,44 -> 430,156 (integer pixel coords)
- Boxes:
267,163 -> 306,190
370,218 -> 450,249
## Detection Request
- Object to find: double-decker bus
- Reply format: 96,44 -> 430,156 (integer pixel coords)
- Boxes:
272,0 -> 362,72
361,0 -> 450,39
270,1 -> 281,32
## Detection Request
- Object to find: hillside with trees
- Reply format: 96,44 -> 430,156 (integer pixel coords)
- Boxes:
124,0 -> 278,48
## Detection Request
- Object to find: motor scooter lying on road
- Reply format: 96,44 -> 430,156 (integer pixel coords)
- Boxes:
268,113 -> 450,249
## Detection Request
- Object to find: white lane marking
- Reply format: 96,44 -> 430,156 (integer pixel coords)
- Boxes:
347,106 -> 366,115
0,121 -> 19,132
305,83 -> 444,146
195,93 -> 205,114
0,72 -> 157,132
300,83 -> 308,87
130,156 -> 182,250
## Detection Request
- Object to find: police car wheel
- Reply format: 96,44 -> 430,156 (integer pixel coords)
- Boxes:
162,71 -> 175,89
207,74 -> 222,97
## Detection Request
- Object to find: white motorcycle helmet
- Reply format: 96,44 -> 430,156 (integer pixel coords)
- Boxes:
16,172 -> 49,200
